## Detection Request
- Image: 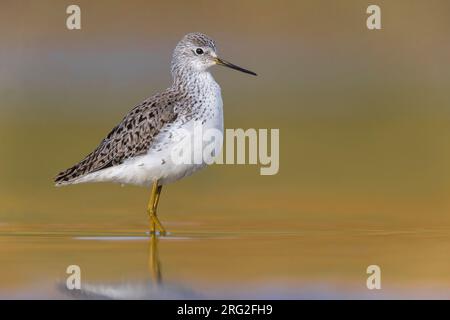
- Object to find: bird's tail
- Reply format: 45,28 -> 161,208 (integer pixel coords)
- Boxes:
54,164 -> 81,186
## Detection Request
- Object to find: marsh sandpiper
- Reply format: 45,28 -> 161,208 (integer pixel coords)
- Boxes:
55,32 -> 257,234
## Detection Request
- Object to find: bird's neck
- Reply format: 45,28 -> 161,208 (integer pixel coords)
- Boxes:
171,67 -> 217,93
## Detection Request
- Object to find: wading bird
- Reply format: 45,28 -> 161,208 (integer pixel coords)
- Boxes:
55,32 -> 256,234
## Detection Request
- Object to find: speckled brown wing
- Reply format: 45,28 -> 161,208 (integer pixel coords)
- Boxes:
55,91 -> 178,185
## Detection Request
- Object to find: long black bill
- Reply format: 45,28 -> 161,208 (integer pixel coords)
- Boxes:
216,58 -> 257,76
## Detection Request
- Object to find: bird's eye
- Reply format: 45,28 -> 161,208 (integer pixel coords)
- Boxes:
195,48 -> 204,55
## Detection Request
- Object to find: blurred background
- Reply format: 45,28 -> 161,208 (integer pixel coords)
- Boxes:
1,0 -> 450,298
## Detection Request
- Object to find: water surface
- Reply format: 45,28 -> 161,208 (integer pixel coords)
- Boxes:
2,222 -> 450,299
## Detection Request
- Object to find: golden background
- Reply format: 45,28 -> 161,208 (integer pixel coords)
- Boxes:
0,0 -> 450,298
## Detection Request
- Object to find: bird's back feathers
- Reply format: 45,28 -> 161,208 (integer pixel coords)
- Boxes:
54,90 -> 178,186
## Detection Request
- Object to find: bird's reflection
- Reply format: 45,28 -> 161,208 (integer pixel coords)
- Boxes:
148,233 -> 162,285
62,234 -> 200,299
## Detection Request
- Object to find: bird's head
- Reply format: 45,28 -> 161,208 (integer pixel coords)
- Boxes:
171,32 -> 257,78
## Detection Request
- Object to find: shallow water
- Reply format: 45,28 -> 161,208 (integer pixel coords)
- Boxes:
2,222 -> 450,299
1,113 -> 450,299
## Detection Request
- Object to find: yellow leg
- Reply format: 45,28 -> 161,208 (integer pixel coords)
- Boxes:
147,180 -> 166,234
